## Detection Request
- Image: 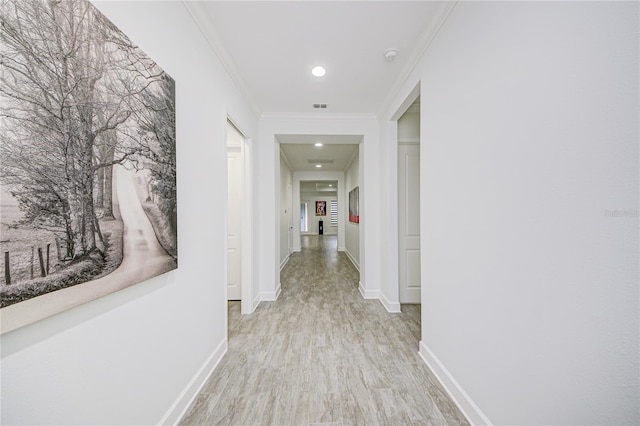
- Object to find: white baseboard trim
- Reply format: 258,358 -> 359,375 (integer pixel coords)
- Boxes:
338,245 -> 345,252
280,255 -> 290,271
419,341 -> 492,426
345,249 -> 360,271
261,282 -> 281,301
160,338 -> 227,425
358,282 -> 378,299
251,293 -> 261,313
380,291 -> 401,313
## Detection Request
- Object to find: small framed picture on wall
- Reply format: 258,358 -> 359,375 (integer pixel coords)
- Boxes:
316,201 -> 326,216
349,186 -> 359,223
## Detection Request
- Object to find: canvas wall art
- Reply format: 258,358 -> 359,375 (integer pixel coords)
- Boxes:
316,201 -> 326,216
0,0 -> 177,333
349,187 -> 359,223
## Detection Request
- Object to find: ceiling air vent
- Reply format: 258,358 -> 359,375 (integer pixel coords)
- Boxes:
313,104 -> 327,109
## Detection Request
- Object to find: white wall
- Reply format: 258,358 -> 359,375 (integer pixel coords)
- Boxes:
300,192 -> 337,235
345,153 -> 360,269
383,1 -> 639,424
0,2 -> 258,425
279,154 -> 292,267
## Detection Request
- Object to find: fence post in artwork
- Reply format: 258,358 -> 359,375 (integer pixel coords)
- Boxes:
55,237 -> 63,261
4,251 -> 10,285
46,243 -> 51,274
31,246 -> 35,279
38,247 -> 46,277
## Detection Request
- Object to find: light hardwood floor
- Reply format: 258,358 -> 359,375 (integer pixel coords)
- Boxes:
181,235 -> 469,425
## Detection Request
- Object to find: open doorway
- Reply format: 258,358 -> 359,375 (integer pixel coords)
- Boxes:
226,118 -> 254,313
387,85 -> 422,352
226,121 -> 243,301
299,180 -> 338,237
397,98 -> 421,304
277,135 -> 361,285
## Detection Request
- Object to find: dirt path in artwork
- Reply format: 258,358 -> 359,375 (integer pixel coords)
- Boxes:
113,164 -> 176,280
1,165 -> 176,333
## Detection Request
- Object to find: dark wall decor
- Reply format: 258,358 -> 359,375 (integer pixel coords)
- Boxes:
349,186 -> 359,223
0,0 -> 177,332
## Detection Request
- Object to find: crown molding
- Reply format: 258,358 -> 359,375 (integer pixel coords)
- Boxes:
279,148 -> 293,171
378,0 -> 458,120
345,144 -> 360,171
182,1 -> 262,119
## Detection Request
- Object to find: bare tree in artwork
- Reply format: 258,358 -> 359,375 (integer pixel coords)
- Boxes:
0,0 -> 177,313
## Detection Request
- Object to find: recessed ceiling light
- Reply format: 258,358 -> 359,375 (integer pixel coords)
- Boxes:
312,66 -> 326,77
329,184 -> 333,187
315,164 -> 322,168
315,143 -> 323,147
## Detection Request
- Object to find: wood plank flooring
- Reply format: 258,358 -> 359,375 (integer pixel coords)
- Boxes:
181,235 -> 469,425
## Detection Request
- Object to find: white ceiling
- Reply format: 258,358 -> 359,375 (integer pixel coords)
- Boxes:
279,135 -> 360,172
190,2 -> 439,178
191,1 -> 446,115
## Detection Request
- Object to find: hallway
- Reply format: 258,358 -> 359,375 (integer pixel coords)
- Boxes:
181,235 -> 468,425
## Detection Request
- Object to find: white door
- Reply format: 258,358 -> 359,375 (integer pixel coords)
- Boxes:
227,146 -> 242,300
399,143 -> 421,303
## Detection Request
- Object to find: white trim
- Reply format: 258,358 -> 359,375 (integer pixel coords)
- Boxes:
261,112 -> 376,122
345,249 -> 360,272
161,339 -> 227,425
280,254 -> 290,271
398,137 -> 420,145
378,0 -> 458,119
344,146 -> 359,171
261,283 -> 281,301
182,2 -> 261,118
419,341 -> 493,426
240,128 -> 254,316
356,282 -> 401,314
379,292 -> 401,313
358,282 -> 378,300
251,294 -> 261,313
279,148 -> 294,171
406,103 -> 420,114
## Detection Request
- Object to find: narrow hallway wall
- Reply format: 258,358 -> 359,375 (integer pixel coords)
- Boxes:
383,1 -> 639,424
0,2 -> 259,424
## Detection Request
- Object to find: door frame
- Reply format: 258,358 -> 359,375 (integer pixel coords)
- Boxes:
226,116 -> 254,315
388,83 -> 421,308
